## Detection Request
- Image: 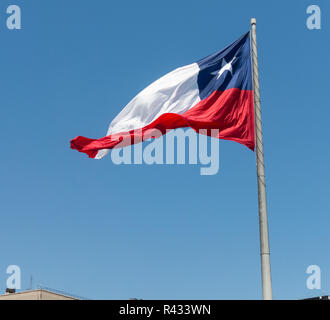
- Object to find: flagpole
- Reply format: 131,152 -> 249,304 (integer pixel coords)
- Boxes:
250,18 -> 273,300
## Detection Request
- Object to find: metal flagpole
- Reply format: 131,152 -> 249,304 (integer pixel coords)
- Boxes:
250,18 -> 273,300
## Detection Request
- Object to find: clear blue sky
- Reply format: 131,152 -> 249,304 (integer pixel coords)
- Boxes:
0,0 -> 329,299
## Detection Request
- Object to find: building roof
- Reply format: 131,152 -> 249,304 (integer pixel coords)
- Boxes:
0,289 -> 78,300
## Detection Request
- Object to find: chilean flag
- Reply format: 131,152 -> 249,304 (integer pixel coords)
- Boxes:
71,32 -> 254,159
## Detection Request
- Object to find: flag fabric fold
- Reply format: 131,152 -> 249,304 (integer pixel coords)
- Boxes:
71,32 -> 254,158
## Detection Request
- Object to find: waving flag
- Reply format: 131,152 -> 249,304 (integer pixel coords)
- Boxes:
71,32 -> 254,159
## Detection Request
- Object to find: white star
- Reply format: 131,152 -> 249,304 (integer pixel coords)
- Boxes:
211,56 -> 236,80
